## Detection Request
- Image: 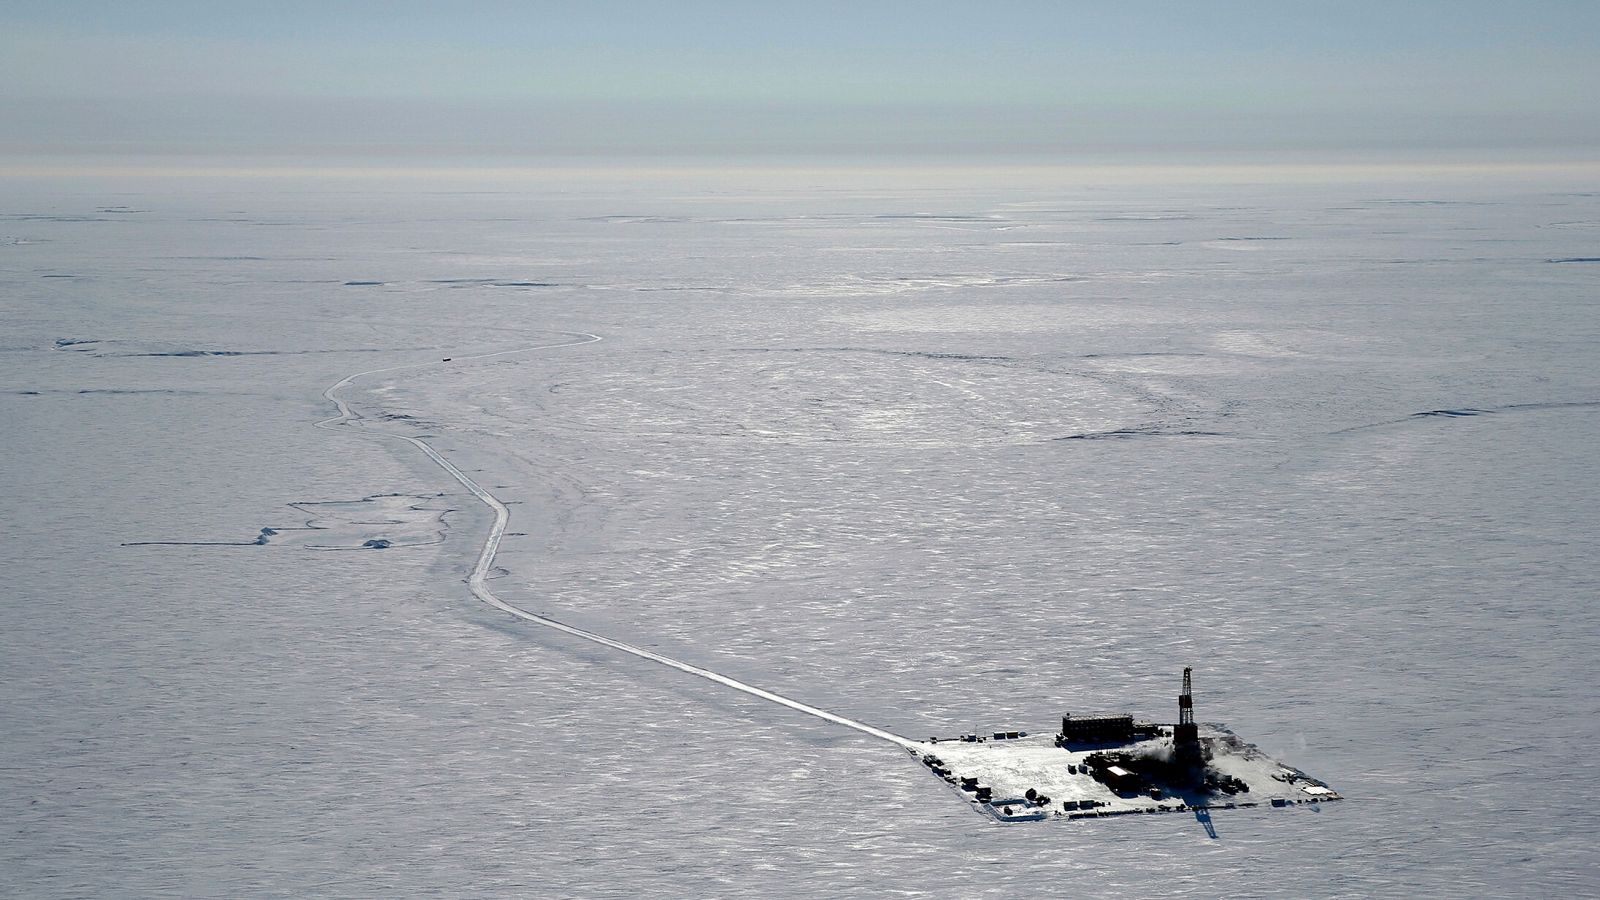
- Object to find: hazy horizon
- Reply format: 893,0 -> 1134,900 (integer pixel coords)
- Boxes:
6,2 -> 1599,166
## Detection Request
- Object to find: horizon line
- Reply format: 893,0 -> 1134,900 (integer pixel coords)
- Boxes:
8,158 -> 1600,183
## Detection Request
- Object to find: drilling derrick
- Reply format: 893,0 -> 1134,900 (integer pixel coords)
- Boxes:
1174,667 -> 1203,768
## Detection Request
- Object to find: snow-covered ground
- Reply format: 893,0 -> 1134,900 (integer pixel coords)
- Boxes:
4,170 -> 1600,896
916,724 -> 1340,823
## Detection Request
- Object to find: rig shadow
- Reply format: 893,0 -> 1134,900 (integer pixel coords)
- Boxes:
1195,807 -> 1219,839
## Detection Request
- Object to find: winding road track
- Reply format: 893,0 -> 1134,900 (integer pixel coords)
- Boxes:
317,332 -> 915,749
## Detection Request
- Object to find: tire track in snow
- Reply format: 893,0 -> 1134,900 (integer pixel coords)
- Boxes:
317,332 -> 915,749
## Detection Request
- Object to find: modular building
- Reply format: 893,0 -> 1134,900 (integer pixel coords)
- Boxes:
1059,713 -> 1135,744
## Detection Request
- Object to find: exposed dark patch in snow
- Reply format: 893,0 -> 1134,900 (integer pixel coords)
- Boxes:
123,493 -> 451,551
1546,257 -> 1600,263
892,350 -> 1012,361
1336,400 -> 1600,432
1413,408 -> 1492,418
1501,400 -> 1600,413
1054,428 -> 1230,441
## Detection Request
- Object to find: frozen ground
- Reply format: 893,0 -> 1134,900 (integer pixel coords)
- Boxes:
916,724 -> 1341,823
3,169 -> 1600,896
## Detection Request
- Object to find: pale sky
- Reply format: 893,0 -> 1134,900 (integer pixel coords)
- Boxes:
4,1 -> 1598,161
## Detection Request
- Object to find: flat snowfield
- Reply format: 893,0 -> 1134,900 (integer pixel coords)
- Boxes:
4,170 -> 1600,897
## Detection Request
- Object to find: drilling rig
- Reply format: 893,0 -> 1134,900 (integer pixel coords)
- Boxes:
1174,667 -> 1204,769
